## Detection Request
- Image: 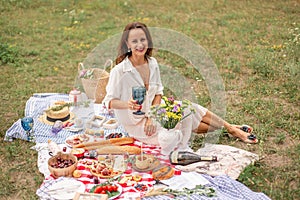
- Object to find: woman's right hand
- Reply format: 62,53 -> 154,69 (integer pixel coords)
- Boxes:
128,98 -> 141,110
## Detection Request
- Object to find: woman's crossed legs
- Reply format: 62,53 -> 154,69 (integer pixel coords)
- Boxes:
194,110 -> 258,144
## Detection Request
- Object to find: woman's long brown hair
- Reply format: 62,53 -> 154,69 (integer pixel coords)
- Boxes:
116,22 -> 153,64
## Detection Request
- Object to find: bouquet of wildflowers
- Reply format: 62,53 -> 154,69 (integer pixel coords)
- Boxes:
78,68 -> 95,79
150,96 -> 195,130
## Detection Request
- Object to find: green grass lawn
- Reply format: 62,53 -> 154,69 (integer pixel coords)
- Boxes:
0,0 -> 299,199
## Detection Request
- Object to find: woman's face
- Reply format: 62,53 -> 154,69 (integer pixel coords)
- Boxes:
126,28 -> 148,57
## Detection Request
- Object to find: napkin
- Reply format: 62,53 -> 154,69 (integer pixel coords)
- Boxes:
160,172 -> 209,190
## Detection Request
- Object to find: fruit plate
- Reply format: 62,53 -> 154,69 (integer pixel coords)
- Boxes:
90,170 -> 123,179
65,134 -> 90,147
89,156 -> 125,179
89,183 -> 122,199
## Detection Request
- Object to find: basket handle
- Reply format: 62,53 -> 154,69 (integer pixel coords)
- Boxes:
78,62 -> 85,72
78,60 -> 112,72
104,59 -> 113,70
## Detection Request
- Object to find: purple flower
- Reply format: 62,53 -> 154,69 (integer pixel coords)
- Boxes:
157,108 -> 166,115
79,69 -> 87,78
172,105 -> 179,112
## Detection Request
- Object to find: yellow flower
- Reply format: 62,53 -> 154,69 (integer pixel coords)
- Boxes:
150,96 -> 194,129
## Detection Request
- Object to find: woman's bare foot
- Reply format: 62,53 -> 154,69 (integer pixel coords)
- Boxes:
227,125 -> 258,144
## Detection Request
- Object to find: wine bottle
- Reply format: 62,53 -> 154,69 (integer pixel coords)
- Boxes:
169,150 -> 217,166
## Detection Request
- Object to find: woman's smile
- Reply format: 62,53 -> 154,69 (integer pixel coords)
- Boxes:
135,47 -> 146,53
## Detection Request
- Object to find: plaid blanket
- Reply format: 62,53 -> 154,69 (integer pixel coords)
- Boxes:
5,93 -> 125,144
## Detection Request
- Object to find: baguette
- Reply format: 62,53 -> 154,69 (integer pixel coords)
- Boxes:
96,145 -> 141,155
74,140 -> 111,148
109,137 -> 135,145
74,137 -> 134,149
84,144 -> 111,151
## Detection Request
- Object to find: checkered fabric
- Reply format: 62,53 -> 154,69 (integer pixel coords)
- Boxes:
37,140 -> 270,200
5,93 -> 126,144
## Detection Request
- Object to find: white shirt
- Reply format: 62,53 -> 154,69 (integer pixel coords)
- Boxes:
103,56 -> 208,147
102,57 -> 164,144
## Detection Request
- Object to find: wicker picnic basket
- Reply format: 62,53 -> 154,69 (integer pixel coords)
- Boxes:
48,152 -> 78,178
78,60 -> 112,103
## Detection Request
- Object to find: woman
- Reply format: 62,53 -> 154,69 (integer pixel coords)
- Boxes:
102,22 -> 257,149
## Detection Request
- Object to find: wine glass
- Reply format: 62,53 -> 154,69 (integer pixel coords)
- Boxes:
21,117 -> 35,142
132,86 -> 146,115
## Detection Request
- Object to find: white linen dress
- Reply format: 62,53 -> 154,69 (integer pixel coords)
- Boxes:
102,57 -> 207,149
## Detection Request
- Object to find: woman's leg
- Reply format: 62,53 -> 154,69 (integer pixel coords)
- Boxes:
194,121 -> 218,133
193,110 -> 258,143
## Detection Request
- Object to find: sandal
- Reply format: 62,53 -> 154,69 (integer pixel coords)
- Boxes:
222,125 -> 258,144
235,124 -> 253,133
243,134 -> 258,144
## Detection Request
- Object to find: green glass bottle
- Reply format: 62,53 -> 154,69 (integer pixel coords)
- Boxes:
169,150 -> 217,166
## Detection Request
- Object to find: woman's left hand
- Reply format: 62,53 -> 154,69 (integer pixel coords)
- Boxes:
144,117 -> 156,136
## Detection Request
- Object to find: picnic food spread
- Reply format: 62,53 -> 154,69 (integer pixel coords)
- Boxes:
40,105 -> 222,199
6,95 -> 269,200
45,132 -> 178,199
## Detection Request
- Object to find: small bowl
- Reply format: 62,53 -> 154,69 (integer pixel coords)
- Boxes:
89,115 -> 106,128
135,155 -> 154,170
103,118 -> 118,129
48,152 -> 78,178
105,132 -> 124,139
71,148 -> 85,158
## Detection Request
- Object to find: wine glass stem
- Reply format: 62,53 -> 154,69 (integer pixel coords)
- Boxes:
26,131 -> 30,141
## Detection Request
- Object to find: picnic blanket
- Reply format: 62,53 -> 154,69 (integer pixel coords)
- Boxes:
4,93 -> 125,144
5,93 -> 271,200
35,141 -> 270,200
